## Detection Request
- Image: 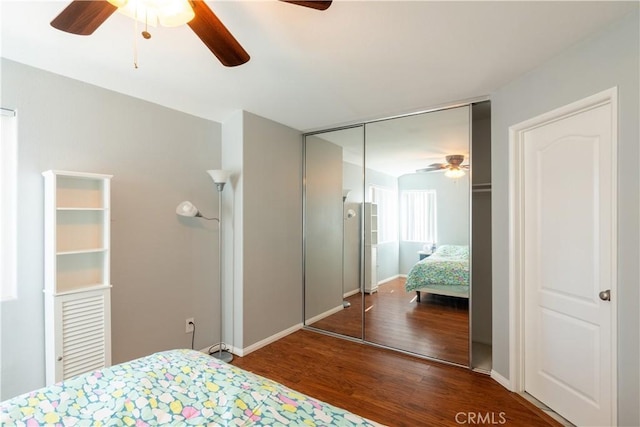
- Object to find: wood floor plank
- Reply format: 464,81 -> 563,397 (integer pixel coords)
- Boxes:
311,278 -> 470,365
232,330 -> 561,427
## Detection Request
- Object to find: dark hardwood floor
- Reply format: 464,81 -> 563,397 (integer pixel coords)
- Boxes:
310,278 -> 469,365
232,330 -> 560,427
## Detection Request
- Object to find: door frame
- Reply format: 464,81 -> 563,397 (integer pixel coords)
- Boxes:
507,87 -> 618,422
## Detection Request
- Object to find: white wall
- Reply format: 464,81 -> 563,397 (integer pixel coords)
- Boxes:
365,168 -> 399,282
491,9 -> 639,425
221,111 -> 244,354
0,59 -> 221,399
343,161 -> 363,294
397,172 -> 470,274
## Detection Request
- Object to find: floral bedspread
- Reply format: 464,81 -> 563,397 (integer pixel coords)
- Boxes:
405,245 -> 469,294
1,349 -> 381,426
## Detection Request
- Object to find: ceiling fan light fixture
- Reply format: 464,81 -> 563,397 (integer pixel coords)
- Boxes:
107,0 -> 128,7
108,0 -> 194,27
444,168 -> 466,179
156,0 -> 195,27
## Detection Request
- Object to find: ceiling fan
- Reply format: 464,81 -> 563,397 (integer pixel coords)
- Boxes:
416,154 -> 469,178
50,0 -> 332,67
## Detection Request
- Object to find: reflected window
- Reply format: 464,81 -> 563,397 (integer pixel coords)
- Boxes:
370,185 -> 397,243
401,190 -> 437,243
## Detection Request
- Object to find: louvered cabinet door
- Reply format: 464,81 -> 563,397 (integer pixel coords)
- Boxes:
46,289 -> 112,384
43,170 -> 113,385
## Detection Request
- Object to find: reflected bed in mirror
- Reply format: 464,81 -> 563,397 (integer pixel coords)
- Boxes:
405,244 -> 470,301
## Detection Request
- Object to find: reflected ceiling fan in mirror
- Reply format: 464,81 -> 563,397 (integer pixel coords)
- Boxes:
417,154 -> 469,178
50,0 -> 332,67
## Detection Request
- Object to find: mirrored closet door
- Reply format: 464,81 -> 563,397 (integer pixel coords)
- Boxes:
304,103 -> 488,369
362,107 -> 470,366
304,126 -> 364,340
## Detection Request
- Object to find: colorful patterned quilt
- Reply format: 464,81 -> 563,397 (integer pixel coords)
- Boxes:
1,349 -> 382,426
405,245 -> 469,297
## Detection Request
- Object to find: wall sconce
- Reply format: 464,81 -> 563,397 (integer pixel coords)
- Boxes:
175,201 -> 217,221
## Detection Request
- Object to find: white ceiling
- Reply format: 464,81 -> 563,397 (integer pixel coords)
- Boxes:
1,1 -> 637,132
312,104 -> 472,176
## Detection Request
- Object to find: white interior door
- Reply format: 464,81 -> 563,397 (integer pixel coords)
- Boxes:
521,97 -> 616,426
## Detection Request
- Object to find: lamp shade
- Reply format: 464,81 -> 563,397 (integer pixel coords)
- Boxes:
176,201 -> 199,217
207,169 -> 231,184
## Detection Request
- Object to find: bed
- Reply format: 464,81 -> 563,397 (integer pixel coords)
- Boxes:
405,244 -> 469,302
0,349 -> 381,426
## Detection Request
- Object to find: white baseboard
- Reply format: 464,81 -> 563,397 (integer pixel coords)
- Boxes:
491,369 -> 514,391
377,274 -> 400,285
199,343 -> 232,354
199,345 -> 214,353
200,323 -> 303,358
343,288 -> 360,298
305,304 -> 343,326
236,323 -> 303,357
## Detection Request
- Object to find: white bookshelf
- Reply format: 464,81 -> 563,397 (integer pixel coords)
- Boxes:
363,202 -> 378,293
42,170 -> 112,384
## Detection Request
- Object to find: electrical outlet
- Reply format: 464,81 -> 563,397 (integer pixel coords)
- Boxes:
185,318 -> 194,333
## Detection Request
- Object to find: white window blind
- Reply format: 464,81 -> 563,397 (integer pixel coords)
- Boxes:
401,190 -> 437,243
370,186 -> 397,244
1,108 -> 17,301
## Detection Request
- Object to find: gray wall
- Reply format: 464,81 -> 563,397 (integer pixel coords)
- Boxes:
241,112 -> 303,346
303,137 -> 343,320
222,111 -> 303,348
1,59 -> 220,399
471,110 -> 492,347
491,9 -> 639,425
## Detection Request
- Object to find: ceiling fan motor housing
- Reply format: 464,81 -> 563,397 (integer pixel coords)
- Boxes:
445,155 -> 464,167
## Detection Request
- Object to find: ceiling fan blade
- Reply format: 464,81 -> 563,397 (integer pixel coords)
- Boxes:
51,1 -> 117,36
187,0 -> 250,67
280,1 -> 332,11
416,164 -> 447,173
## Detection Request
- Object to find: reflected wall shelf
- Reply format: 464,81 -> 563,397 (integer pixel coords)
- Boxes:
43,170 -> 113,385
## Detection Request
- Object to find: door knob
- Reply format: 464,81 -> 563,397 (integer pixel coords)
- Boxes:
599,290 -> 611,301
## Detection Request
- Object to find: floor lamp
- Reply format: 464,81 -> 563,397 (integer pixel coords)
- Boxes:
207,169 -> 233,363
175,169 -> 233,363
342,190 -> 351,308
